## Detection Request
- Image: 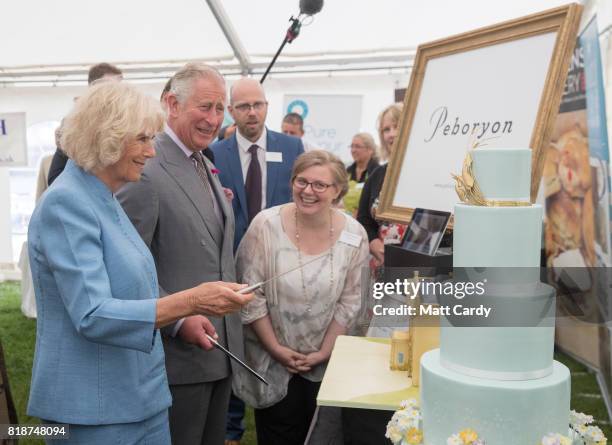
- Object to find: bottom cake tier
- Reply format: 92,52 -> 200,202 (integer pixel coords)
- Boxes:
420,349 -> 571,444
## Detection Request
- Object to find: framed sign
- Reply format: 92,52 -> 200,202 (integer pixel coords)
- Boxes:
377,4 -> 582,224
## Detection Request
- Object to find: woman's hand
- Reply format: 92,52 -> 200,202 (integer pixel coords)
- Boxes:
297,350 -> 327,369
156,282 -> 253,329
271,344 -> 311,374
369,238 -> 385,265
190,281 -> 253,317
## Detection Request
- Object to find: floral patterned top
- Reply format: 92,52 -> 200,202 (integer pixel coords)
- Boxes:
233,205 -> 369,408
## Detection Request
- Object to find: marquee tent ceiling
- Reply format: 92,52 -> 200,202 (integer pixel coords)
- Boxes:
1,0 -> 576,84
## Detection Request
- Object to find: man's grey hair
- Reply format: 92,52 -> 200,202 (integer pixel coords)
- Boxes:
170,63 -> 225,103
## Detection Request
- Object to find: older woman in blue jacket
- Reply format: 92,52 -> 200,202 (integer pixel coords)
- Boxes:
27,80 -> 252,444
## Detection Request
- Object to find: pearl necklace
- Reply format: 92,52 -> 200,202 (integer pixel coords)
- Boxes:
294,206 -> 334,313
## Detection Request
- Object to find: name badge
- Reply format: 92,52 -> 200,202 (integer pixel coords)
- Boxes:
266,151 -> 283,163
339,230 -> 362,248
356,182 -> 365,190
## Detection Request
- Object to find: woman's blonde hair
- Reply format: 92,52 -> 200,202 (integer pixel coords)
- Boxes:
61,81 -> 164,171
377,103 -> 403,161
291,150 -> 349,204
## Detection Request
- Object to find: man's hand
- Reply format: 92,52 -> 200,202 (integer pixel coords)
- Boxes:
177,315 -> 217,350
190,281 -> 254,317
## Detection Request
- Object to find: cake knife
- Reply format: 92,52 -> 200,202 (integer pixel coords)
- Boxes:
205,334 -> 269,385
237,254 -> 328,295
212,254 -> 326,384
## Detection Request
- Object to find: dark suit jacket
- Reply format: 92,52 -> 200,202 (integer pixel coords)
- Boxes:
211,129 -> 304,250
346,157 -> 379,183
117,132 -> 242,385
47,148 -> 68,186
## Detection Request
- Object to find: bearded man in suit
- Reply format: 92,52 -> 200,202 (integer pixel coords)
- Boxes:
211,78 -> 304,252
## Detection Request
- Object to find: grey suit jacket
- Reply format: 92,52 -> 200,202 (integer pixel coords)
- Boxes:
117,132 -> 243,385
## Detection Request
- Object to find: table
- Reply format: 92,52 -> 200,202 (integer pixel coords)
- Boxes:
315,336 -> 419,444
318,335 -> 418,410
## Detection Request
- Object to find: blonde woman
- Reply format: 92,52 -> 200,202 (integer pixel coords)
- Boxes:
357,103 -> 406,268
27,81 -> 252,444
234,150 -> 369,445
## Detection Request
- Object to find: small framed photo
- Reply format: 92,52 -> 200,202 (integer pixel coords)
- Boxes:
401,208 -> 451,256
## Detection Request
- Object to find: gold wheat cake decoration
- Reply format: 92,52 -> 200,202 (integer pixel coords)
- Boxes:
452,149 -> 486,206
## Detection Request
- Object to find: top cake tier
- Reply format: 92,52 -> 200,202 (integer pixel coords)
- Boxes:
472,148 -> 531,202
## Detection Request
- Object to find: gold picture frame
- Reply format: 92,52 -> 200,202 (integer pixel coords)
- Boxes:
376,3 -> 582,224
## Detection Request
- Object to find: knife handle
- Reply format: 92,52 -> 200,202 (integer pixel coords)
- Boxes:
238,282 -> 263,294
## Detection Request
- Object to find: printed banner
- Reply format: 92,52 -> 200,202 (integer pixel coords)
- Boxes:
545,16 -> 610,371
282,94 -> 362,164
0,113 -> 27,167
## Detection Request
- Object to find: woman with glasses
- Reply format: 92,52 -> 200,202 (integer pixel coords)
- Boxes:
344,132 -> 379,216
233,150 -> 369,445
346,132 -> 379,183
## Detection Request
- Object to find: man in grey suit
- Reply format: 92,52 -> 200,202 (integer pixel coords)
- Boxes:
117,63 -> 240,445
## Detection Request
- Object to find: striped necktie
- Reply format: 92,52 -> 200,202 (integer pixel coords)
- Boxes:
191,151 -> 223,225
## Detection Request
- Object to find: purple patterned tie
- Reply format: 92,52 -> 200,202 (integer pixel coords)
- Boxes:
191,152 -> 222,224
245,145 -> 262,223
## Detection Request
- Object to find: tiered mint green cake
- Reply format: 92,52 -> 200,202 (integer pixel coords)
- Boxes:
420,148 -> 571,444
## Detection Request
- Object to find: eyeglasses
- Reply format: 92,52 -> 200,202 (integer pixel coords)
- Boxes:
349,144 -> 368,150
233,101 -> 268,113
293,177 -> 335,193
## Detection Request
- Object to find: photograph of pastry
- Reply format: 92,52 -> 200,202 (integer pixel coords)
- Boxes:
544,109 -> 602,270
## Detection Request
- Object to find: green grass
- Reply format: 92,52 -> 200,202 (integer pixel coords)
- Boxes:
1,281 -> 611,443
555,351 -> 612,436
0,282 -> 39,445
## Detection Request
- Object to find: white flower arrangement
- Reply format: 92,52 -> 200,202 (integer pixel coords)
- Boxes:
569,409 -> 607,445
570,424 -> 607,445
540,433 -> 572,445
385,399 -> 423,445
538,410 -> 607,445
446,428 -> 485,445
386,402 -> 487,445
386,405 -> 606,445
570,411 -> 594,427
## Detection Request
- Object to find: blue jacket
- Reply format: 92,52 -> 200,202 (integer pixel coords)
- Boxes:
27,161 -> 171,425
211,129 -> 304,250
